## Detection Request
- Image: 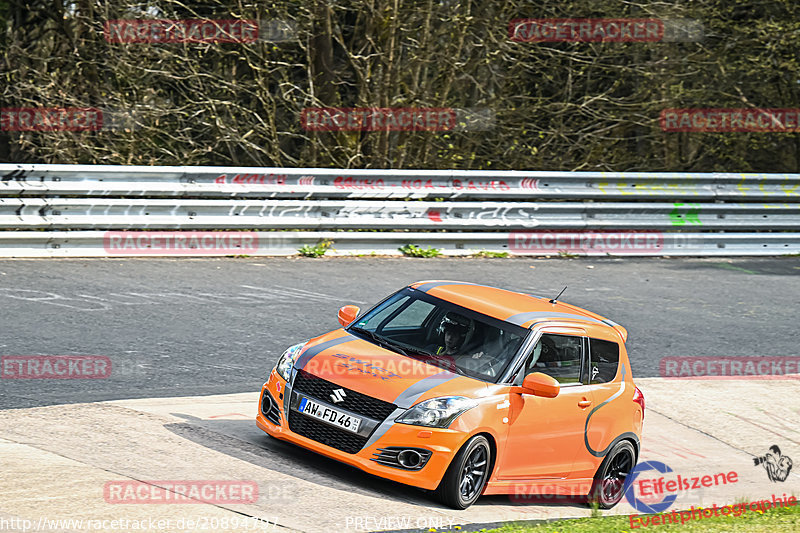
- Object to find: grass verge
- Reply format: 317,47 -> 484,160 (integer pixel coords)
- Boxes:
479,501 -> 800,533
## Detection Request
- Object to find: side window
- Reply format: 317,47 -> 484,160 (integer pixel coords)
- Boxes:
589,338 -> 620,383
514,333 -> 583,384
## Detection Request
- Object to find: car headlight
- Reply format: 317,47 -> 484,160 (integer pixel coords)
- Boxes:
396,396 -> 477,428
274,343 -> 304,381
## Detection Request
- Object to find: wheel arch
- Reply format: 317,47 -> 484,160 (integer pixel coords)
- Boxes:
473,431 -> 499,483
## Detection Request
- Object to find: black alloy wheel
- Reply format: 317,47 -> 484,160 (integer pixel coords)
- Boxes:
589,440 -> 636,509
434,435 -> 492,509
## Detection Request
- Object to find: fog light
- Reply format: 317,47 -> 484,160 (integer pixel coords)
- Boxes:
397,449 -> 423,469
371,447 -> 432,470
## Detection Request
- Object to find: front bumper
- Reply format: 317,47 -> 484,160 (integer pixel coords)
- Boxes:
256,371 -> 467,491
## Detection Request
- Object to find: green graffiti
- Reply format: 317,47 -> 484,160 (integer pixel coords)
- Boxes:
670,203 -> 702,225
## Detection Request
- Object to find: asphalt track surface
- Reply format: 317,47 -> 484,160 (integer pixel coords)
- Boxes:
1,256 -> 799,410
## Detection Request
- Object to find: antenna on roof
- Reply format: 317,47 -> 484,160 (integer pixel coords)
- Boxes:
549,286 -> 567,304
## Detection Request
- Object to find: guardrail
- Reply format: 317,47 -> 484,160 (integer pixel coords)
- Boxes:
2,199 -> 800,230
3,164 -> 800,199
1,164 -> 799,257
0,231 -> 798,257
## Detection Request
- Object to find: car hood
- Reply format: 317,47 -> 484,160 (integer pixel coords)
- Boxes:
292,330 -> 486,408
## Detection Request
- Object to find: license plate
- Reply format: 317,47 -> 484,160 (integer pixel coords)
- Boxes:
298,397 -> 361,433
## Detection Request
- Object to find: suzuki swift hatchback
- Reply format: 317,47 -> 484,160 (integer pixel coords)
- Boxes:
256,281 -> 644,509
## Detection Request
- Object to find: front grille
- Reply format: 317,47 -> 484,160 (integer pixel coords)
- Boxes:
288,411 -> 367,454
293,369 -> 397,420
261,390 -> 281,425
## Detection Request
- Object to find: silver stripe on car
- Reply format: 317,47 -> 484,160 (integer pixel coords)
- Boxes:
506,311 -> 605,327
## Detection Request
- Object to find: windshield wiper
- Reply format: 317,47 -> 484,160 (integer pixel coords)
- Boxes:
349,327 -> 409,356
394,344 -> 433,357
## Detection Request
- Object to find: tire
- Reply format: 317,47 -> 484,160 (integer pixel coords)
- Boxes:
434,435 -> 491,509
588,440 -> 637,509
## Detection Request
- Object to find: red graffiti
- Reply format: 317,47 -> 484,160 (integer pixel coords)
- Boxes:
427,210 -> 443,223
333,177 -> 386,189
214,173 -> 287,185
451,179 -> 510,191
401,179 -> 438,190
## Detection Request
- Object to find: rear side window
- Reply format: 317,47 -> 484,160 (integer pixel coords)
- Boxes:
589,338 -> 619,383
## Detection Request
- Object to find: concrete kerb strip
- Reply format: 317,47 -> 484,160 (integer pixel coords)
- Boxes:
0,436 -> 294,533
0,377 -> 797,532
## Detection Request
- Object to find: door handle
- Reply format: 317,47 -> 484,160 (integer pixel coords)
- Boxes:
578,399 -> 592,408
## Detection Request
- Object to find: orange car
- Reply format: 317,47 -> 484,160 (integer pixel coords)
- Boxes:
256,281 -> 644,509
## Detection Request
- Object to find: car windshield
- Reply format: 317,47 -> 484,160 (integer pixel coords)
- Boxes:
349,288 -> 528,383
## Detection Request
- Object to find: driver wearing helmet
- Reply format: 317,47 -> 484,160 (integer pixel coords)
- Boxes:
433,312 -> 472,356
427,312 -> 502,377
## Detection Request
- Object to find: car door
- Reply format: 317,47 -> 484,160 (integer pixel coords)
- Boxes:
578,335 -> 625,477
497,328 -> 594,480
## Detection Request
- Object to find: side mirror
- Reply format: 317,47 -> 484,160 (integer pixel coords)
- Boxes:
337,305 -> 361,327
521,372 -> 560,398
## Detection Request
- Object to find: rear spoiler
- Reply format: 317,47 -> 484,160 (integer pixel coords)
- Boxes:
612,325 -> 629,343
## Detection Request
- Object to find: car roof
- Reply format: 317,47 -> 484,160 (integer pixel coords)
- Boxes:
409,280 -> 627,341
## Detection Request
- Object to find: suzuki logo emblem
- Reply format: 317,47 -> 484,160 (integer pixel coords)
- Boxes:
330,388 -> 346,403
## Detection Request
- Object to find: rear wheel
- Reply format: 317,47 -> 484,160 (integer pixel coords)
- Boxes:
588,440 -> 636,509
434,435 -> 491,509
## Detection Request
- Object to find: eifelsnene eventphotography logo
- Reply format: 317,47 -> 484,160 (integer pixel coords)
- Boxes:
754,445 -> 793,482
623,460 -> 739,513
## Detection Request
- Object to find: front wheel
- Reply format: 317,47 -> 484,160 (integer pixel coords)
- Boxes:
588,440 -> 636,509
434,435 -> 491,509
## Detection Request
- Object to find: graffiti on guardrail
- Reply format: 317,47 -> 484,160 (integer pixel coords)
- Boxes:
214,173 -> 288,185
670,203 -> 702,225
